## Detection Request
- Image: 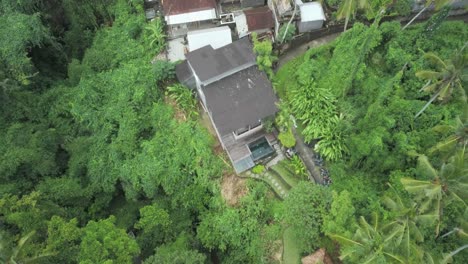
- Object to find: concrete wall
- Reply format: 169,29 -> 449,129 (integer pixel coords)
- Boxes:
298,20 -> 323,33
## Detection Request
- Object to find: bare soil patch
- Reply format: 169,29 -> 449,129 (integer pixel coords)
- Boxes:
221,173 -> 248,206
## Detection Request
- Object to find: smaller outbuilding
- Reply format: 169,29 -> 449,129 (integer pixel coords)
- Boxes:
244,6 -> 275,33
234,6 -> 274,38
297,1 -> 326,33
187,26 -> 233,51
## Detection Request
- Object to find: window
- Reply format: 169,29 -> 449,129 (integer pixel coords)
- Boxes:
234,121 -> 262,137
235,126 -> 249,136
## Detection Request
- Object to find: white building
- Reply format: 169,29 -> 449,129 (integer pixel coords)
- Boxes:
187,26 -> 233,52
297,1 -> 326,32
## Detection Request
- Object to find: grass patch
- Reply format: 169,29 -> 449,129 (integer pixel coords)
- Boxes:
274,55 -> 304,99
283,227 -> 301,264
241,170 -> 290,199
264,170 -> 291,198
270,162 -> 300,188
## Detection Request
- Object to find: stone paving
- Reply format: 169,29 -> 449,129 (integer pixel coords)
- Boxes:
245,169 -> 288,199
266,143 -> 286,168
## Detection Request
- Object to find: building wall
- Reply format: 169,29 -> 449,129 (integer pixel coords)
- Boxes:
298,20 -> 323,33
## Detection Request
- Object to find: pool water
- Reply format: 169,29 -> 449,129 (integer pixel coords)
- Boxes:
248,137 -> 274,161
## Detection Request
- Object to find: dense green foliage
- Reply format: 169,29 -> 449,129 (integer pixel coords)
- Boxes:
276,19 -> 467,262
1,0 -> 467,263
252,32 -> 278,79
0,1 -> 299,263
0,0 -> 230,262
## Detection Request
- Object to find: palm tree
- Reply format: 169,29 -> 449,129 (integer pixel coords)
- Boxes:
401,150 -> 468,236
441,244 -> 468,264
414,45 -> 467,118
336,0 -> 373,31
382,184 -> 428,262
439,227 -> 468,263
331,214 -> 406,263
279,0 -> 298,44
402,0 -> 451,30
429,104 -> 468,155
5,231 -> 55,264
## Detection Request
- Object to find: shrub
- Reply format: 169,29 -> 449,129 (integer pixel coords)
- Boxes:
277,24 -> 296,44
252,165 -> 266,174
278,129 -> 296,148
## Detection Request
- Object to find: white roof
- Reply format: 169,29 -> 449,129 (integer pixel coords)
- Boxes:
165,8 -> 217,25
187,26 -> 233,52
299,2 -> 326,22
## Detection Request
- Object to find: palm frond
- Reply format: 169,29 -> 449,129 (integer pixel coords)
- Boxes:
330,234 -> 363,246
441,244 -> 468,264
417,155 -> 439,179
383,252 -> 405,263
401,178 -> 433,193
416,70 -> 442,80
428,135 -> 459,153
424,52 -> 447,69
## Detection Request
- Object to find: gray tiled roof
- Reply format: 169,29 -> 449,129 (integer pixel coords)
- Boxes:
203,66 -> 278,135
185,38 -> 256,84
175,61 -> 192,83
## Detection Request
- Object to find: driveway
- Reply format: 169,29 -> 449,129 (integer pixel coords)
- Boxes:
277,33 -> 339,69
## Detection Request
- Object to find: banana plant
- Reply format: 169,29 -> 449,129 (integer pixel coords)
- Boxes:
336,0 -> 373,31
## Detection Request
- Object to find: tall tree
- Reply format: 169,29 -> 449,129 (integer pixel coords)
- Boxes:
79,216 -> 140,264
282,182 -> 332,252
336,0 -> 373,31
401,150 -> 468,236
0,12 -> 49,88
331,214 -> 406,263
429,105 -> 468,156
322,190 -> 357,238
382,184 -> 428,262
414,45 -> 467,118
402,0 -> 451,30
4,231 -> 55,264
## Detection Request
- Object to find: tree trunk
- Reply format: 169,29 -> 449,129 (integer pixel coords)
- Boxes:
402,5 -> 430,30
280,1 -> 298,44
415,88 -> 442,118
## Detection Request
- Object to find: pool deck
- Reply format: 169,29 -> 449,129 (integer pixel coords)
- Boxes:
221,129 -> 276,162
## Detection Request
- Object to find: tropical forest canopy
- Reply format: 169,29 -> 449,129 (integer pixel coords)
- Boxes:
275,17 -> 467,263
0,0 -> 467,263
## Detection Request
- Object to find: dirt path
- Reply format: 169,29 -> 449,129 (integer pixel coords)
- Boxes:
291,125 -> 323,185
275,34 -> 339,185
277,33 -> 339,69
